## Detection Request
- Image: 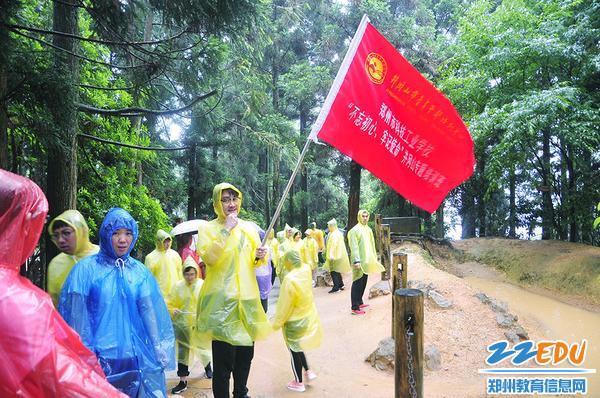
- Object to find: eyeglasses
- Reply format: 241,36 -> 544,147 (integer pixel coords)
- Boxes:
221,196 -> 240,204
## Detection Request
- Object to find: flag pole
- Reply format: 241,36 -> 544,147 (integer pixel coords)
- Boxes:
260,138 -> 312,246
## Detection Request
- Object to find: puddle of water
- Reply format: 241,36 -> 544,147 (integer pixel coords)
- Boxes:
465,276 -> 600,394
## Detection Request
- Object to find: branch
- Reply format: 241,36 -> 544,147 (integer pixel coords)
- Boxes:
4,23 -> 188,46
78,133 -> 190,151
9,27 -> 148,70
76,89 -> 217,116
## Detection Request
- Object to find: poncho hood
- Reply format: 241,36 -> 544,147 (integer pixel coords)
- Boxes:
212,182 -> 243,222
48,209 -> 96,256
98,207 -> 138,260
154,229 -> 172,251
0,170 -> 48,271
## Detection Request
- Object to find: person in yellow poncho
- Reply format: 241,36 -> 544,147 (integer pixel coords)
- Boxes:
266,229 -> 280,285
301,229 -> 319,271
310,222 -> 325,265
168,257 -> 212,394
277,227 -> 300,282
324,218 -> 351,293
145,229 -> 183,300
47,210 -> 99,306
347,209 -> 385,315
272,250 -> 321,393
195,183 -> 270,398
277,223 -> 293,244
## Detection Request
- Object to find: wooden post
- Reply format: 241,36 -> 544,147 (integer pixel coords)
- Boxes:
392,252 -> 408,339
394,288 -> 424,398
381,224 -> 391,280
398,252 -> 408,288
374,213 -> 383,254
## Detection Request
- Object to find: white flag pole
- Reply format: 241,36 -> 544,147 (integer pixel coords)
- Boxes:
261,14 -> 371,246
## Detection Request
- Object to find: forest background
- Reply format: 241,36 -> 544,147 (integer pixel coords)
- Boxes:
1,0 -> 598,289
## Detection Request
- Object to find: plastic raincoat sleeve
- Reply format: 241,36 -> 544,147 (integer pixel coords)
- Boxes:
325,230 -> 351,273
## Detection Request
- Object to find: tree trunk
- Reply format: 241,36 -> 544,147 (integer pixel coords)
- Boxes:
299,107 -> 309,232
347,160 -> 361,231
435,202 -> 444,238
461,184 -> 476,238
273,151 -> 281,230
476,156 -> 486,237
46,1 -> 79,279
541,129 -> 554,240
187,144 -> 197,219
0,64 -> 7,170
508,165 -> 517,238
565,144 -> 578,242
264,147 -> 271,226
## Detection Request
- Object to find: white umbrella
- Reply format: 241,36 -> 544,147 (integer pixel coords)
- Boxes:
170,219 -> 204,236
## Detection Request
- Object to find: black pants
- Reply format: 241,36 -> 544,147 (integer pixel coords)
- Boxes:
351,273 -> 368,310
212,340 -> 254,398
177,362 -> 189,377
289,349 -> 309,383
331,271 -> 344,290
271,263 -> 277,285
260,298 -> 268,313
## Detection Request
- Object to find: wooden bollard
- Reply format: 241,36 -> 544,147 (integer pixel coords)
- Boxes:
381,224 -> 391,280
394,288 -> 423,398
391,252 -> 405,339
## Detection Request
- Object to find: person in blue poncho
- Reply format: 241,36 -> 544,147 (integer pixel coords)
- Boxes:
59,207 -> 176,398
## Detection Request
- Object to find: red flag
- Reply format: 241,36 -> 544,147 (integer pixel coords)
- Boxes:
309,15 -> 475,213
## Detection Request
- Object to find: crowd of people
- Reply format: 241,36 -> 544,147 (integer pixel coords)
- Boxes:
0,170 -> 384,398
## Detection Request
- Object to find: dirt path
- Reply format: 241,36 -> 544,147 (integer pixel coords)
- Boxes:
166,242 -> 549,397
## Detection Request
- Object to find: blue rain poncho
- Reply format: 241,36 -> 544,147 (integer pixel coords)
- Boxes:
59,208 -> 175,398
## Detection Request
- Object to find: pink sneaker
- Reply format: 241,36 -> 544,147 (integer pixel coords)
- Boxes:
287,380 -> 306,392
304,369 -> 318,382
351,309 -> 366,315
359,304 -> 370,309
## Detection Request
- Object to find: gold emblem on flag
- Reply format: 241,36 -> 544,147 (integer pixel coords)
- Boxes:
365,53 -> 387,84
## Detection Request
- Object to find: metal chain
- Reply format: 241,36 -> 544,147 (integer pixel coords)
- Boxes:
405,327 -> 418,398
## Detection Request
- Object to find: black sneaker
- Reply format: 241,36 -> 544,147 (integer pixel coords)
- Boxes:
205,363 -> 213,379
171,380 -> 188,394
328,288 -> 339,293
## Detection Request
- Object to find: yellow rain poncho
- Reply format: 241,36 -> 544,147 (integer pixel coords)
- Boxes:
272,250 -> 323,352
277,223 -> 293,244
47,210 -> 99,306
195,183 -> 271,346
348,210 -> 385,281
168,257 -> 211,367
267,229 -> 280,271
324,219 -> 351,273
278,228 -> 302,281
310,222 -> 325,252
301,230 -> 318,270
144,229 -> 183,299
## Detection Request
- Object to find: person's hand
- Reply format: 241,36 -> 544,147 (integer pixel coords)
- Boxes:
173,309 -> 182,315
224,214 -> 238,232
256,245 -> 267,259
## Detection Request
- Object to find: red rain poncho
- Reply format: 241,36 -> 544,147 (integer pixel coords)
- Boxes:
0,169 -> 125,398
